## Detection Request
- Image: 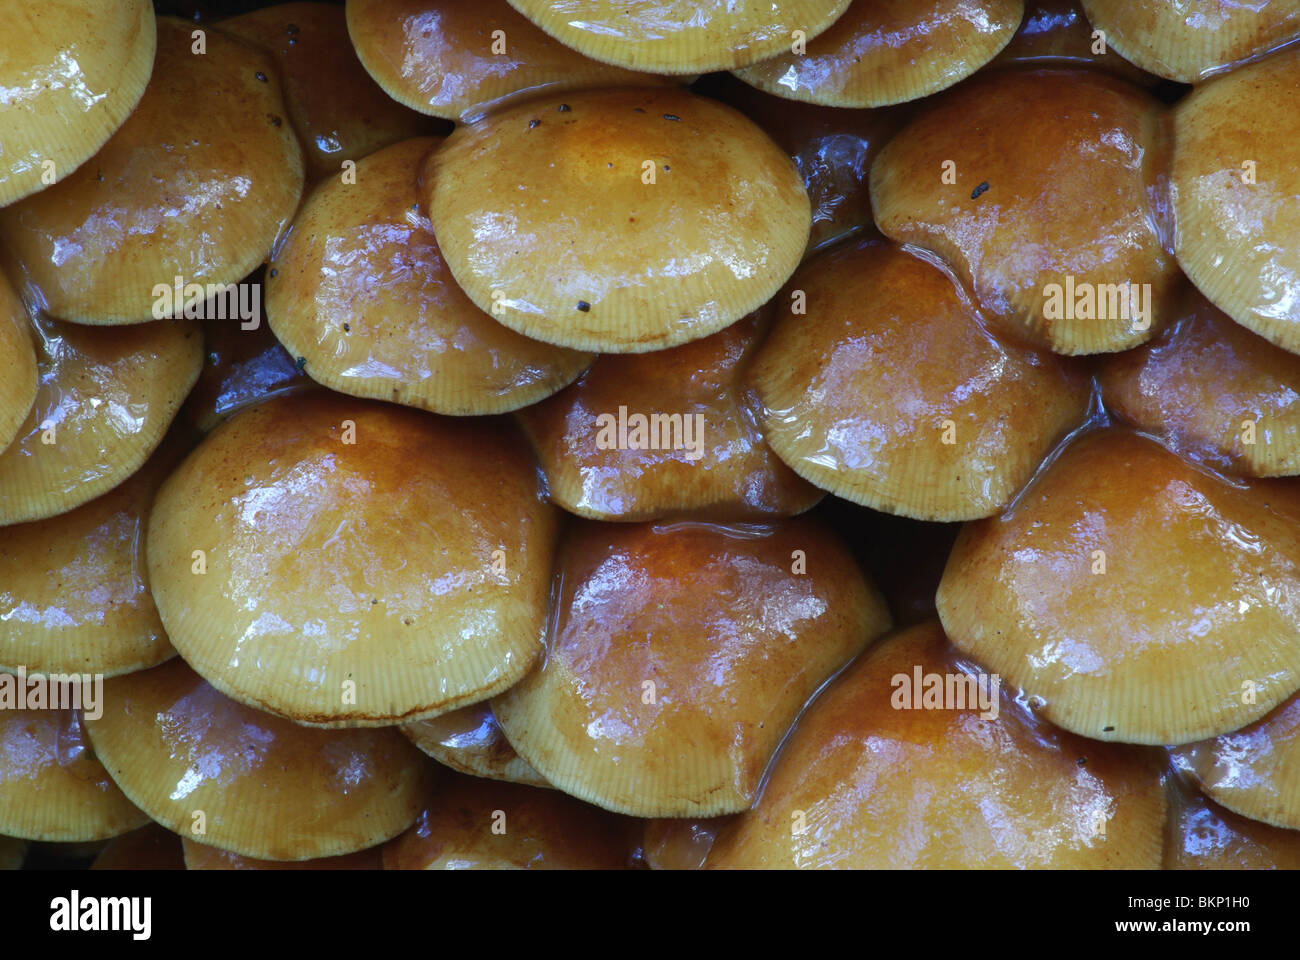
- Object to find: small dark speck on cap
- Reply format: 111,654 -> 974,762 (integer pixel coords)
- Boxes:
1076,757 -> 1087,766
268,114 -> 282,127
343,323 -> 350,332
1102,725 -> 1115,732
269,268 -> 278,277
286,23 -> 299,35
663,114 -> 682,122
576,301 -> 591,312
528,118 -> 540,129
633,107 -> 645,113
558,103 -> 571,112
255,71 -> 268,82
295,356 -> 307,370
971,181 -> 989,200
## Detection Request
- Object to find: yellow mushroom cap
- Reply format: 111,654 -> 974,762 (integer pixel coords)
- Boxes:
734,0 -> 1023,108
401,702 -> 549,788
938,429 -> 1300,745
1164,773 -> 1300,870
0,275 -> 36,454
0,1 -> 155,207
506,0 -> 852,74
991,0 -> 1159,84
747,239 -> 1090,521
870,67 -> 1177,355
0,17 -> 304,325
517,312 -> 823,521
1081,0 -> 1300,83
90,824 -> 185,870
0,314 -> 202,526
493,517 -> 892,817
706,621 -> 1167,869
148,392 -> 560,727
0,703 -> 148,843
85,658 -> 434,861
425,87 -> 810,353
1171,46 -> 1300,354
268,137 -> 592,415
182,838 -> 383,870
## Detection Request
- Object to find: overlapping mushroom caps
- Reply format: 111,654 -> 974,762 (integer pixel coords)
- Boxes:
268,137 -> 592,415
493,517 -> 891,817
148,392 -> 560,727
91,824 -> 185,871
0,0 -> 156,207
938,429 -> 1300,745
424,87 -> 810,353
0,276 -> 36,454
401,702 -> 548,788
1164,775 -> 1300,870
85,658 -> 433,861
0,17 -> 304,325
182,839 -> 382,870
1081,0 -> 1300,83
870,67 -> 1176,354
347,0 -> 676,121
1171,46 -> 1300,354
0,315 -> 202,526
746,239 -> 1090,520
991,0 -> 1157,83
734,0 -> 1024,107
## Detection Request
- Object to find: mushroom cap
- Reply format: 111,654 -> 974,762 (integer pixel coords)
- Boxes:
267,137 -> 592,415
734,0 -> 1023,108
84,658 -> 434,861
0,0 -> 156,207
1171,689 -> 1300,831
347,0 -> 677,121
1081,0 -> 1300,83
493,517 -> 892,817
383,771 -> 636,869
182,838 -> 383,870
90,824 -> 185,870
747,239 -> 1091,521
642,817 -> 728,870
870,67 -> 1177,355
0,836 -> 25,870
517,312 -> 822,521
0,17 -> 304,325
424,87 -> 810,353
706,621 -> 1168,869
505,0 -> 852,74
219,2 -> 435,182
992,0 -> 1155,83
1171,46 -> 1300,354
1164,773 -> 1300,869
0,704 -> 149,842
0,314 -> 202,526
147,392 -> 560,727
938,428 -> 1300,745
1099,285 -> 1300,477
0,437 -> 181,677
0,276 -> 36,454
401,702 -> 549,788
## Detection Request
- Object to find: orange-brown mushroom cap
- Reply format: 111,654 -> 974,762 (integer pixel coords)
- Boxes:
182,838 -> 382,870
147,392 -> 561,727
424,87 -> 810,353
90,824 -> 185,870
1164,772 -> 1300,870
0,276 -> 36,454
937,428 -> 1300,745
401,702 -> 549,788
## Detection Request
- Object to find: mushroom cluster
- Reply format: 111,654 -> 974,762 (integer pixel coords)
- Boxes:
3,0 -> 1300,871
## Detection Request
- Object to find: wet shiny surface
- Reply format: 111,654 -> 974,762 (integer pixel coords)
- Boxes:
183,837 -> 382,870
748,239 -> 1091,520
734,0 -> 1023,107
91,823 -> 185,870
0,314 -> 202,526
0,277 -> 37,454
425,87 -> 810,353
0,18 -> 304,324
643,816 -> 730,870
493,517 -> 892,817
268,137 -> 592,415
401,701 -> 549,788
1099,285 -> 1300,476
1163,773 -> 1300,869
707,621 -> 1167,868
84,658 -> 434,861
938,428 -> 1300,744
871,68 -> 1177,354
517,312 -> 822,521
0,0 -> 155,206
1172,46 -> 1300,354
992,0 -> 1159,83
147,392 -> 560,726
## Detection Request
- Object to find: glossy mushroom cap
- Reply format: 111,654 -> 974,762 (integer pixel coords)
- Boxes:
383,772 -> 636,869
347,0 -> 676,121
401,702 -> 548,788
90,824 -> 185,870
1164,774 -> 1300,870
84,658 -> 434,861
0,1 -> 155,207
147,392 -> 560,727
734,0 -> 1023,107
938,428 -> 1300,745
991,0 -> 1158,83
0,315 -> 202,526
707,621 -> 1166,868
493,517 -> 892,817
747,239 -> 1090,520
0,17 -> 304,325
183,838 -> 383,870
0,277 -> 36,454
425,87 -> 810,353
0,705 -> 148,842
1171,46 -> 1300,354
870,68 -> 1176,355
1081,0 -> 1300,83
268,137 -> 592,415
1099,286 -> 1300,477
219,2 -> 434,182
642,817 -> 728,870
517,312 -> 822,521
506,0 -> 852,74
